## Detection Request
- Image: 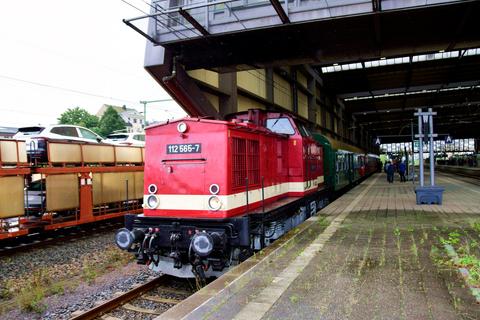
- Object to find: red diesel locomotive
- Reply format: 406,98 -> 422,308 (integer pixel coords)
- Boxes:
115,110 -> 328,280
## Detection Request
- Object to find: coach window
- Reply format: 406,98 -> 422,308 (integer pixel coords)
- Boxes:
266,118 -> 295,135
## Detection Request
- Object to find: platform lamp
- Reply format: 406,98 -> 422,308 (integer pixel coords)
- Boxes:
140,99 -> 173,127
414,108 -> 444,205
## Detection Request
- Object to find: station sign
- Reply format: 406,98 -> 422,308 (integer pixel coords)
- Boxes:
374,137 -> 381,145
445,135 -> 453,144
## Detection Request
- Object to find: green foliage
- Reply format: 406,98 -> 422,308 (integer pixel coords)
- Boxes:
50,281 -> 65,295
98,106 -> 126,137
58,107 -> 99,132
470,240 -> 478,249
17,286 -> 46,313
471,221 -> 480,234
16,270 -> 49,313
439,231 -> 461,246
58,106 -> 130,137
457,255 -> 478,268
0,280 -> 13,299
393,228 -> 401,237
81,259 -> 97,284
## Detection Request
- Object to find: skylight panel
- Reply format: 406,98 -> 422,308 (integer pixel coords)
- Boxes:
321,48 -> 480,73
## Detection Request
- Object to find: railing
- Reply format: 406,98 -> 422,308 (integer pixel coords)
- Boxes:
124,0 -> 462,45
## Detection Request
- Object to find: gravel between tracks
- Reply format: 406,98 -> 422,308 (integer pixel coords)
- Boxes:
0,232 -> 117,284
0,230 -> 157,320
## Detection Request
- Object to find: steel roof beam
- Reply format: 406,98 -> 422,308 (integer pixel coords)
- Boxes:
446,1 -> 476,51
178,8 -> 210,36
372,0 -> 382,53
353,101 -> 480,116
356,110 -> 480,124
269,0 -> 290,24
401,56 -> 413,110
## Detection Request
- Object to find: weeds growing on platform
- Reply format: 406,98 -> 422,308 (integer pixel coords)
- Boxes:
434,222 -> 480,288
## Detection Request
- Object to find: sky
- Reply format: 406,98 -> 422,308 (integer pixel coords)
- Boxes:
0,0 -> 186,128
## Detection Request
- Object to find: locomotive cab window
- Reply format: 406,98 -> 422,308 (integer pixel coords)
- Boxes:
266,118 -> 295,135
296,122 -> 311,137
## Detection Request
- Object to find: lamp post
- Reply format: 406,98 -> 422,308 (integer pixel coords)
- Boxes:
140,99 -> 173,127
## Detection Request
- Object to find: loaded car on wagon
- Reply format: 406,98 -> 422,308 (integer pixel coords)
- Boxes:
105,132 -> 145,147
13,125 -> 106,162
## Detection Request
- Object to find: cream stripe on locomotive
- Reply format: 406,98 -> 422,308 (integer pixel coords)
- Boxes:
144,176 -> 324,211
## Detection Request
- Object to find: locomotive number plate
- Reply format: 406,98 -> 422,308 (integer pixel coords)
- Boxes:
167,143 -> 201,154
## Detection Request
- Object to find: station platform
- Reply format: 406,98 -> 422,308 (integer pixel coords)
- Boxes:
157,172 -> 480,320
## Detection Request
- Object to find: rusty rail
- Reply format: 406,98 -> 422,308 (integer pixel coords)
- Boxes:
70,276 -> 167,320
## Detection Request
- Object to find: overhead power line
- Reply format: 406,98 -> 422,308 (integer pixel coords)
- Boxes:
0,74 -> 140,104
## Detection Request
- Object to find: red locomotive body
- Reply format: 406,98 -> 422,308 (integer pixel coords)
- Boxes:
116,110 -> 328,280
143,110 -> 323,219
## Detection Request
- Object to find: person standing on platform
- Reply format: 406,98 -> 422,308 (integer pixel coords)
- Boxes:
386,161 -> 394,183
398,161 -> 406,182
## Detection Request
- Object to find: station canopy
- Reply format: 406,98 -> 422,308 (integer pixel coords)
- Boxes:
126,0 -> 480,144
317,48 -> 480,143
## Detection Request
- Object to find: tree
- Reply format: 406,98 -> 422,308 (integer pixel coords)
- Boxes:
58,107 -> 100,132
98,106 -> 126,136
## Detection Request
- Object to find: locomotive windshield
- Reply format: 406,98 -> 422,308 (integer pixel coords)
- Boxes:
266,118 -> 295,135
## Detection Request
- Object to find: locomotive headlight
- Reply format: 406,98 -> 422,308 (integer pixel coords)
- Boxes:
177,122 -> 188,133
146,195 -> 159,209
115,228 -> 134,250
207,196 -> 222,211
209,184 -> 220,195
115,228 -> 144,250
148,184 -> 157,194
191,232 -> 214,257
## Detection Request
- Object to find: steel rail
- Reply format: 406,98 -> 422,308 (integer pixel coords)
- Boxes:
0,221 -> 122,256
439,170 -> 480,186
70,276 -> 167,320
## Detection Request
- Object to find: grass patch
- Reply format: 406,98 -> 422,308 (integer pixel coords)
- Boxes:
2,245 -> 133,316
393,227 -> 401,237
433,224 -> 480,289
17,285 -> 46,313
81,247 -> 133,284
15,269 -> 50,313
289,294 -> 299,303
81,259 -> 98,284
0,279 -> 14,300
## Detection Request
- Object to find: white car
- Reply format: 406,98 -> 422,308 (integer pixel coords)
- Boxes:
105,132 -> 145,147
13,124 -> 106,161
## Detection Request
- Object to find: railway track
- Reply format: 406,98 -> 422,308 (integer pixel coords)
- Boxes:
438,170 -> 480,186
70,275 -> 195,320
0,220 -> 122,256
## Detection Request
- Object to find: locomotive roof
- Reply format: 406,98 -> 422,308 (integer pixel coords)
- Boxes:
145,117 -> 228,131
145,115 -> 289,137
316,133 -> 365,154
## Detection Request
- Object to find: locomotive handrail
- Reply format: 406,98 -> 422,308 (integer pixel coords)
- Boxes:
245,177 -> 249,214
161,158 -> 206,162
